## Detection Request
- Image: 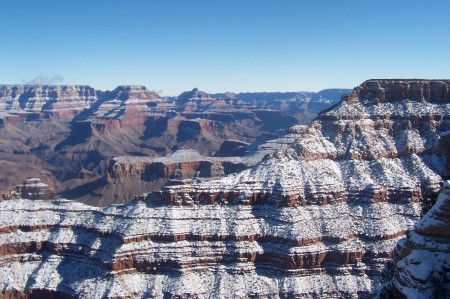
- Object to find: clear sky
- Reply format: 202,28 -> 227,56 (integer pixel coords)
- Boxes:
1,1 -> 449,95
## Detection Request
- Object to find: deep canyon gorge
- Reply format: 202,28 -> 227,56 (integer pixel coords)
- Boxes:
0,79 -> 449,298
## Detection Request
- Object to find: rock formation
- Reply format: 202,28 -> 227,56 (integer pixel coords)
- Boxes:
0,85 -> 97,125
2,178 -> 55,201
0,84 -> 347,205
158,79 -> 449,207
0,79 -> 449,298
73,127 -> 307,206
111,148 -> 247,181
387,180 -> 450,298
76,85 -> 166,129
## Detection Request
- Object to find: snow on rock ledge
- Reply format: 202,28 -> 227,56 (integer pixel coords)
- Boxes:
391,181 -> 450,298
0,197 -> 421,298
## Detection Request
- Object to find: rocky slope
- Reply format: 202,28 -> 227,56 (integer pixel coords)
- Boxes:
0,85 -> 347,205
387,180 -> 450,298
75,85 -> 167,129
0,192 -> 419,298
0,79 -> 448,298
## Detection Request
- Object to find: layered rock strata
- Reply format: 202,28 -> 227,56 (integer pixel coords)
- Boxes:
105,127 -> 308,206
77,85 -> 170,129
2,178 -> 55,201
0,195 -> 421,298
0,85 -> 347,205
389,180 -> 450,298
0,85 -> 97,125
111,148 -> 248,182
159,80 -> 449,206
0,80 -> 449,298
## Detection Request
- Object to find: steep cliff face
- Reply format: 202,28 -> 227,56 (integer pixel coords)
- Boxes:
0,85 -> 97,124
110,149 -> 247,181
72,128 -> 307,207
0,197 -> 418,298
388,181 -> 450,298
78,85 -> 167,129
0,80 -> 448,298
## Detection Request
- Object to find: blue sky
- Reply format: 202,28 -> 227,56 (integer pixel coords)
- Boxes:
1,1 -> 449,95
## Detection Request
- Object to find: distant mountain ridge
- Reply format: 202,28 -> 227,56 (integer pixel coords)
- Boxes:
0,85 -> 350,124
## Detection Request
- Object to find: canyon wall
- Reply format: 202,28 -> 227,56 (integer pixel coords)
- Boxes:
387,180 -> 450,298
0,80 -> 449,298
0,85 -> 347,205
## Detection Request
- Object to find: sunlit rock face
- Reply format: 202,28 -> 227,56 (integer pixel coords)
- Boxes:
0,85 -> 98,123
0,79 -> 449,298
78,85 -> 167,129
